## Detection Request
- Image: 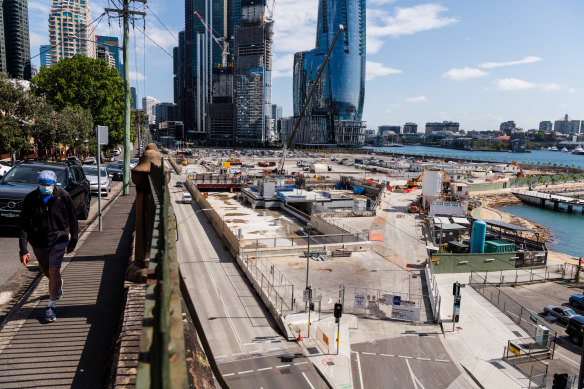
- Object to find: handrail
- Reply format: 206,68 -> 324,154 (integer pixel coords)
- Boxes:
136,163 -> 188,389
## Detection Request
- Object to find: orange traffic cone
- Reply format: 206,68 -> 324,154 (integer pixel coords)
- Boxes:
297,329 -> 302,341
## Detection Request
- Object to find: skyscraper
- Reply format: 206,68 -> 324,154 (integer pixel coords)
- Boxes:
142,96 -> 160,125
290,0 -> 366,146
95,36 -> 121,76
1,0 -> 31,79
40,45 -> 51,68
173,31 -> 185,123
130,87 -> 137,110
49,0 -> 95,64
234,0 -> 273,145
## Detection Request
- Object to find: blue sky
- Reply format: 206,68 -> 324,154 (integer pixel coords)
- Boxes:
28,0 -> 583,131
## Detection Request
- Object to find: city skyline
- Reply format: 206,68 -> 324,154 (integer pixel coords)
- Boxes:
26,0 -> 584,131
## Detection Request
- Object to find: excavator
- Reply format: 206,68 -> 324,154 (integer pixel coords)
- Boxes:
406,173 -> 423,188
507,161 -> 526,178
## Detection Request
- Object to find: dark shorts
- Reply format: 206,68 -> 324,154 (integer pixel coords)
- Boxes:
33,244 -> 67,269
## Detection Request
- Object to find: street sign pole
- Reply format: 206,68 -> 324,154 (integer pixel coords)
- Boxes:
96,126 -> 102,232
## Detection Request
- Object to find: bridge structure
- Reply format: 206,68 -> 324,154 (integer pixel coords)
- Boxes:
512,189 -> 584,213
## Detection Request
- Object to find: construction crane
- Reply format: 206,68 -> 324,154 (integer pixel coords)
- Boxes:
194,11 -> 229,67
275,24 -> 345,174
507,161 -> 526,178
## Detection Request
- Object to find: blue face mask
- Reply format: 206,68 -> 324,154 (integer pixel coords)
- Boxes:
39,185 -> 54,195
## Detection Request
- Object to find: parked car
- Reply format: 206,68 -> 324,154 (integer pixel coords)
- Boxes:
543,305 -> 578,324
182,193 -> 192,204
175,181 -> 183,188
0,160 -> 91,226
106,163 -> 124,181
130,158 -> 139,169
0,161 -> 13,177
83,156 -> 96,165
566,316 -> 584,345
569,294 -> 584,309
66,156 -> 82,166
82,165 -> 111,196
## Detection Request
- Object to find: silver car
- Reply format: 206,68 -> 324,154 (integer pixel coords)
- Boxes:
82,165 -> 111,196
543,305 -> 577,324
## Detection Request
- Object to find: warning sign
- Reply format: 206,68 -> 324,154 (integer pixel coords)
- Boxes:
354,292 -> 366,309
508,342 -> 520,356
391,305 -> 421,321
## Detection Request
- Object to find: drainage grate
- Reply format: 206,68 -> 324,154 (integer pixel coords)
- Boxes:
307,347 -> 319,355
512,331 -> 522,338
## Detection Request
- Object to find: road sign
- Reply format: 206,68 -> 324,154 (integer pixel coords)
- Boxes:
303,288 -> 309,302
354,292 -> 366,309
391,305 -> 421,321
96,125 -> 108,145
393,295 -> 401,306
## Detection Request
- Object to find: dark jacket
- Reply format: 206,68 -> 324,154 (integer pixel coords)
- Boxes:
19,187 -> 78,255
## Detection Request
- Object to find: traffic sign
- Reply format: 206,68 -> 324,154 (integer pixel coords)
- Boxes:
393,295 -> 401,306
303,288 -> 309,302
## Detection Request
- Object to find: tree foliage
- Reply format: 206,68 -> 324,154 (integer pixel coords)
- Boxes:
31,55 -> 124,150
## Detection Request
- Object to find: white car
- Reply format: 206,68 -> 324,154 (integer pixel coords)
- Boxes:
182,193 -> 192,204
0,161 -> 13,177
130,158 -> 139,169
82,165 -> 111,196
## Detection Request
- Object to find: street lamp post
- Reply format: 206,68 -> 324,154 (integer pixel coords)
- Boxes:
305,222 -> 312,311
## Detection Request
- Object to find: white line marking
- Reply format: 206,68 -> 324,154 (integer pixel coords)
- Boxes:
435,359 -> 450,363
355,350 -> 365,389
362,352 -> 376,356
294,361 -> 308,365
380,354 -> 394,357
257,367 -> 272,372
276,364 -> 290,369
555,351 -> 579,367
302,372 -> 316,389
231,353 -> 244,356
416,357 -> 431,361
398,355 -> 412,359
223,373 -> 234,377
405,358 -> 426,389
238,370 -> 253,374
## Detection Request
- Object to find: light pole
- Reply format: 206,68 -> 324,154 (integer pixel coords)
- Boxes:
305,222 -> 312,311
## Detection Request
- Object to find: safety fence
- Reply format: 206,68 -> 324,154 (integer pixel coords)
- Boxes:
239,232 -> 367,251
469,263 -> 577,286
503,338 -> 550,388
424,264 -> 441,323
136,163 -> 188,388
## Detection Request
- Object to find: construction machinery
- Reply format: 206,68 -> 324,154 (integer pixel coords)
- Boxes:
194,11 -> 229,67
507,161 -> 526,178
275,25 -> 345,175
407,173 -> 424,188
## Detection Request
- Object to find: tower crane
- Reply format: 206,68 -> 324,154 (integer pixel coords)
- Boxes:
194,11 -> 229,67
275,24 -> 345,174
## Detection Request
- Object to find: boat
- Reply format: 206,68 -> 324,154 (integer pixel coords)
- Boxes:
561,147 -> 569,152
572,146 -> 584,155
548,146 -> 559,151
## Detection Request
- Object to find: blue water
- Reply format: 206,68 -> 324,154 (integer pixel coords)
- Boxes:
366,145 -> 584,169
499,204 -> 584,257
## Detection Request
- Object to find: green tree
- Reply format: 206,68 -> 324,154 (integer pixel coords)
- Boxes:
31,55 -> 124,150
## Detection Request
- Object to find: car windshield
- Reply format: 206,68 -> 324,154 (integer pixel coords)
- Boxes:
107,163 -> 122,170
130,158 -> 139,164
2,166 -> 67,187
83,166 -> 108,177
566,309 -> 577,316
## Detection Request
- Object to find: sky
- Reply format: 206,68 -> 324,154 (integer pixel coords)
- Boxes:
27,0 -> 584,132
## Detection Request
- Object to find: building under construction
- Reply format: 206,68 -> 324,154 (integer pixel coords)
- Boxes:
234,0 -> 274,146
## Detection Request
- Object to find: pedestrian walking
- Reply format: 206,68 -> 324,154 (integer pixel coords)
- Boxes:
18,170 -> 78,323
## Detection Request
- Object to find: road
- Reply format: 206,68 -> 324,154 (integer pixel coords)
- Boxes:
170,169 -> 328,388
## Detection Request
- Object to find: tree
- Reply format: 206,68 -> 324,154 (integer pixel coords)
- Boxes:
0,75 -> 36,160
31,55 -> 124,150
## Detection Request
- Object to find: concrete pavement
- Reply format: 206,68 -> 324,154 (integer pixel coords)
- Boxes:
0,185 -> 135,388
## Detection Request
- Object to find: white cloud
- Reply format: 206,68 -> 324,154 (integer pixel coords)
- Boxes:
568,88 -> 577,94
367,4 -> 458,54
442,67 -> 488,81
494,78 -> 536,91
479,56 -> 543,69
28,1 -> 50,15
541,83 -> 562,91
272,54 -> 295,79
406,96 -> 427,103
369,0 -> 398,4
130,71 -> 146,81
366,61 -> 402,81
272,0 -> 319,54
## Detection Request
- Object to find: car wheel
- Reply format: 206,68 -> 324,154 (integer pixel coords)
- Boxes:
572,300 -> 580,308
78,195 -> 90,220
571,334 -> 582,345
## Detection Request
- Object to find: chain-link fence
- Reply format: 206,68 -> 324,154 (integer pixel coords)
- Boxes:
469,263 -> 578,286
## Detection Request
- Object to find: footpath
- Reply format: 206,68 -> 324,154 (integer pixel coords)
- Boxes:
0,186 -> 136,388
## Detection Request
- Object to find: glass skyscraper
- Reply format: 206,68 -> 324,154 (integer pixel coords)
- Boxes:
95,36 -> 121,76
291,0 -> 366,146
1,0 -> 31,79
40,45 -> 51,68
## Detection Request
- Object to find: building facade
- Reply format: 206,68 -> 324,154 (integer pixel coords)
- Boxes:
172,31 -> 185,123
378,125 -> 400,135
403,122 -> 418,134
142,96 -> 160,125
208,66 -> 234,144
155,102 -> 177,126
130,87 -> 137,110
425,121 -> 459,134
291,0 -> 366,146
1,0 -> 31,79
49,0 -> 95,64
95,36 -> 121,76
499,120 -> 516,135
271,104 -> 282,141
539,121 -> 552,132
40,45 -> 51,68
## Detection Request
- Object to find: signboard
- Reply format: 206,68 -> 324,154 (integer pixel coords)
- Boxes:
223,161 -> 231,168
367,295 -> 377,308
354,292 -> 366,309
303,289 -> 309,302
508,342 -> 520,356
391,305 -> 421,321
393,295 -> 401,306
530,313 -> 538,324
96,125 -> 108,145
383,294 -> 393,305
515,251 -> 546,268
432,257 -> 441,262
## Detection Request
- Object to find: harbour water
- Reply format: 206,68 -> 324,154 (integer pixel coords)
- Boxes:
367,145 -> 584,169
499,204 -> 584,258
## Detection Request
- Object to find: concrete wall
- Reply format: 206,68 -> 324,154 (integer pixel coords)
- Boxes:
468,173 -> 584,192
168,158 -> 182,174
431,252 -> 545,274
310,214 -> 350,236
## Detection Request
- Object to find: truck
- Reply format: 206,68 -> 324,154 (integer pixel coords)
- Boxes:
310,163 -> 328,173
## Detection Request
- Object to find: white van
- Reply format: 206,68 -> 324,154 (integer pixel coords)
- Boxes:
182,193 -> 192,204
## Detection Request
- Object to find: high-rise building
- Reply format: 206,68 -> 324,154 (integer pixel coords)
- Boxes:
554,114 -> 569,133
539,121 -> 552,132
234,0 -> 273,145
95,36 -> 121,76
403,123 -> 418,134
208,66 -> 234,144
378,125 -> 401,135
425,121 -> 459,134
271,104 -> 282,140
1,0 -> 31,79
567,120 -> 583,134
291,0 -> 366,146
130,87 -> 137,110
499,120 -> 516,135
40,45 -> 51,68
173,31 -> 185,123
155,102 -> 177,126
49,0 -> 95,64
142,96 -> 160,125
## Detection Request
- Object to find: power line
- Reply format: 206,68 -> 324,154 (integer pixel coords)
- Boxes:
145,4 -> 178,43
133,25 -> 173,59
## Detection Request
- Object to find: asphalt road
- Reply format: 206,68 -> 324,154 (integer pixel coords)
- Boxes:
170,170 -> 328,388
350,336 -> 461,389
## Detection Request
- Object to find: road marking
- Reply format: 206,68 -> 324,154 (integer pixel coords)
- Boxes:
362,352 -> 376,356
416,357 -> 431,361
380,353 -> 394,357
223,373 -> 234,377
294,361 -> 308,365
435,359 -> 450,363
276,364 -> 290,369
405,358 -> 426,389
398,355 -> 412,359
257,367 -> 272,371
238,370 -> 253,374
355,351 -> 365,389
302,372 -> 316,389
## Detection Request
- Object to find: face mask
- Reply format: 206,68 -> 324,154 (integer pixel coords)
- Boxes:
39,185 -> 54,195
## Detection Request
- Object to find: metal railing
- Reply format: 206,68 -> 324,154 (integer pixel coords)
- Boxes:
503,338 -> 550,388
136,163 -> 188,389
239,232 -> 368,250
469,264 -> 577,286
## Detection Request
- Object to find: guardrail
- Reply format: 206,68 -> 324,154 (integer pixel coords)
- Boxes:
469,264 -> 577,286
136,163 -> 188,389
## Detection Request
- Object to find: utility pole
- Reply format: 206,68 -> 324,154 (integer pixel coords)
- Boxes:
105,0 -> 146,195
